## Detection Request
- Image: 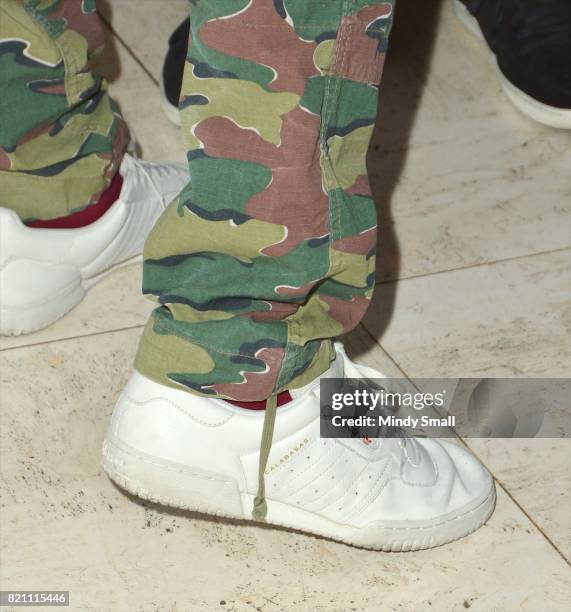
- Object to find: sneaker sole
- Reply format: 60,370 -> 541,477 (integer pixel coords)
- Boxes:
0,255 -> 141,336
102,433 -> 497,552
451,0 -> 571,129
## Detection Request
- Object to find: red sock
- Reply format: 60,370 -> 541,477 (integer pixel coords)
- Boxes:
25,172 -> 124,229
226,390 -> 292,410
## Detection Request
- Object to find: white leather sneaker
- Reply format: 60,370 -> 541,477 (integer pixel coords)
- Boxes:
0,154 -> 188,335
102,344 -> 496,551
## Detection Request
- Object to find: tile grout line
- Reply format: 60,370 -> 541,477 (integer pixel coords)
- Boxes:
360,320 -> 571,566
490,474 -> 570,566
0,323 -> 146,353
375,245 -> 571,286
358,322 -> 411,378
5,247 -> 566,353
97,11 -> 159,86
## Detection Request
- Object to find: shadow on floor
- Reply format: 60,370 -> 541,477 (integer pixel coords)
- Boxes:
347,0 -> 443,358
91,0 -> 122,83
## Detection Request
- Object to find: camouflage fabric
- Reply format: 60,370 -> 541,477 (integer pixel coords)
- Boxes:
135,0 -> 395,401
0,0 -> 127,221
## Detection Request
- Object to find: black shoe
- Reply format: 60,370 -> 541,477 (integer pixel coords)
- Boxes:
453,0 -> 571,129
160,18 -> 190,126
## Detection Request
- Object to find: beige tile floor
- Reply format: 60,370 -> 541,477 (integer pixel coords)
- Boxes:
1,0 -> 570,610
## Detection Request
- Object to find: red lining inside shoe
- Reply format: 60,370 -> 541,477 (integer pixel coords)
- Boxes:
26,173 -> 123,229
226,390 -> 293,410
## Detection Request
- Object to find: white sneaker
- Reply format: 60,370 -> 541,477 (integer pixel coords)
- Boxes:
102,344 -> 496,551
0,154 -> 188,335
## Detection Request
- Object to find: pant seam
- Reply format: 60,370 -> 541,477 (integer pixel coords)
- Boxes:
277,0 -> 353,392
324,0 -> 353,273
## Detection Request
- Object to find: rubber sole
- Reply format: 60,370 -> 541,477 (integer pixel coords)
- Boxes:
102,433 -> 497,552
0,255 -> 140,336
451,0 -> 571,129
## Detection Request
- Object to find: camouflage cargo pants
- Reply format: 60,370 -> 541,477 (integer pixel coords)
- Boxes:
0,0 -> 128,221
1,0 -> 395,401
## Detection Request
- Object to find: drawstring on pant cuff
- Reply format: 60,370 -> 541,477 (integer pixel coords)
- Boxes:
252,394 -> 278,522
